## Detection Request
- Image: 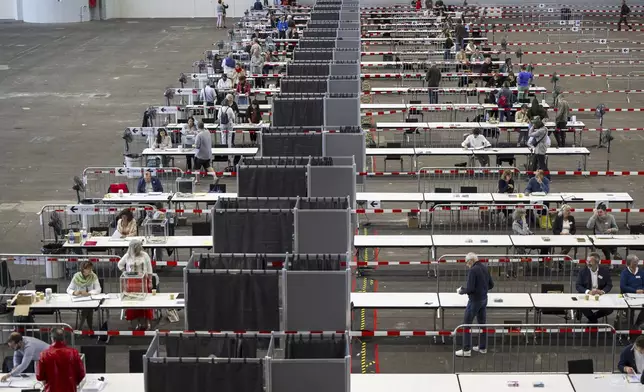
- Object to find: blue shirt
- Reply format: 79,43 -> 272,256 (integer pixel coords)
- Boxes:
277,21 -> 288,32
621,267 -> 644,294
462,262 -> 494,301
524,177 -> 550,194
517,71 -> 532,87
12,336 -> 50,376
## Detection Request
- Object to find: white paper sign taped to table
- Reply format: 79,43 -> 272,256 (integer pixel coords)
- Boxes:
568,20 -> 575,25
367,200 -> 381,209
559,20 -> 566,25
547,8 -> 554,12
623,48 -> 630,54
571,27 -> 579,32
539,3 -> 545,8
598,39 -> 607,44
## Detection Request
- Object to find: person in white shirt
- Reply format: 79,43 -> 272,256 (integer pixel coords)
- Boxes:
66,260 -> 102,330
575,252 -> 613,323
218,99 -> 236,166
461,128 -> 491,166
216,74 -> 232,103
201,83 -> 216,106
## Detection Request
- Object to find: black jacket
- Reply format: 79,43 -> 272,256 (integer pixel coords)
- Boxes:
618,344 -> 638,373
621,4 -> 630,16
425,67 -> 442,88
552,215 -> 576,235
498,179 -> 515,193
575,266 -> 613,294
463,261 -> 494,301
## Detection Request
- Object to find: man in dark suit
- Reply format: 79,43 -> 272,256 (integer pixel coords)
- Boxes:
575,252 -> 613,323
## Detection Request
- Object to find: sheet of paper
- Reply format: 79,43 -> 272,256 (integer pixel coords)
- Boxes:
71,296 -> 94,302
625,374 -> 641,383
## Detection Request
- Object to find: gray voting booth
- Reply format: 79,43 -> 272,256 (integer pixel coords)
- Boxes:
143,0 -> 360,390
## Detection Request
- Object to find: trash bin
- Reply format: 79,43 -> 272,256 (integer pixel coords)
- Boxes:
124,153 -> 141,168
41,243 -> 66,279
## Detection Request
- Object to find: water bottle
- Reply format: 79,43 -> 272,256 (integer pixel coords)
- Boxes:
68,230 -> 75,244
81,229 -> 88,242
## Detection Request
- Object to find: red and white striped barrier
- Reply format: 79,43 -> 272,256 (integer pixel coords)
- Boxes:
361,49 -> 644,56
355,207 -> 644,213
369,127 -> 644,132
358,170 -> 644,176
361,107 -> 644,116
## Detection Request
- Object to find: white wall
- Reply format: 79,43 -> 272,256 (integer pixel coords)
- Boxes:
105,0 -> 251,19
22,0 -> 89,23
0,0 -> 17,20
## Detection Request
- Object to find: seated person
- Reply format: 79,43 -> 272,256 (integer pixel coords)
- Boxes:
253,0 -> 263,10
461,128 -> 491,167
116,208 -> 137,238
516,104 -> 530,146
621,255 -> 644,328
552,204 -> 576,255
524,169 -> 549,194
587,203 -> 620,260
619,335 -> 644,374
498,169 -> 515,193
154,128 -> 172,149
236,76 -> 252,102
575,252 -> 613,323
66,260 -> 102,330
470,48 -> 484,63
465,41 -> 478,54
137,171 -> 163,193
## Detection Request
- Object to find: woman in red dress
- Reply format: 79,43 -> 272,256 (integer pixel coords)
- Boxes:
118,240 -> 154,330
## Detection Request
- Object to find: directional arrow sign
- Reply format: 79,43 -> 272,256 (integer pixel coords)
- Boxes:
571,27 -> 579,32
115,167 -> 127,177
538,3 -> 545,8
623,48 -> 630,54
559,20 -> 566,25
368,200 -> 381,209
547,8 -> 553,12
66,205 -> 96,215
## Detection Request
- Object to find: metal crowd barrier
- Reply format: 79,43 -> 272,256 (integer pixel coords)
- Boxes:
81,167 -> 185,200
453,323 -> 616,373
418,167 -> 525,193
0,323 -> 75,366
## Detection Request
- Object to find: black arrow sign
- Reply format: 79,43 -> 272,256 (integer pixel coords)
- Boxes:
160,107 -> 167,113
117,168 -> 125,175
370,201 -> 378,207
70,206 -> 78,213
177,90 -> 182,93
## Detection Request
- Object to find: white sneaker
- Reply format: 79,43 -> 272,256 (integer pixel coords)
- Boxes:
455,349 -> 472,357
472,346 -> 487,354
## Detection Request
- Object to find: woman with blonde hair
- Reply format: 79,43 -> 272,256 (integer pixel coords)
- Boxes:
553,204 -> 576,255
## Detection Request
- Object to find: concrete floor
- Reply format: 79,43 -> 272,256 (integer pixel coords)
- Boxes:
1,16 -> 644,374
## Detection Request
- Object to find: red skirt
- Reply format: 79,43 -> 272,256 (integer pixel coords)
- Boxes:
124,276 -> 153,321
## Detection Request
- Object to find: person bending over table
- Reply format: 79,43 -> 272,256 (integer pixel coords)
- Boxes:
461,128 -> 491,167
621,255 -> 644,328
575,252 -> 613,323
455,253 -> 494,357
67,260 -> 102,330
137,171 -> 163,194
1,333 -> 49,381
553,204 -> 576,255
116,208 -> 137,238
586,203 -> 620,260
618,335 -> 644,374
118,240 -> 154,331
36,328 -> 85,392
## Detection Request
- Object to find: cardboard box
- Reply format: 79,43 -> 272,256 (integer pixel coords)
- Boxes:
13,291 -> 37,317
407,213 -> 419,229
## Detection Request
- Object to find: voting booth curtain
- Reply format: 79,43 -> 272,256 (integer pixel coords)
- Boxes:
288,253 -> 346,271
196,253 -> 284,270
272,97 -> 325,127
293,50 -> 334,61
262,134 -> 324,157
185,270 -> 280,331
237,166 -> 307,197
287,63 -> 330,77
211,208 -> 294,253
281,78 -> 328,93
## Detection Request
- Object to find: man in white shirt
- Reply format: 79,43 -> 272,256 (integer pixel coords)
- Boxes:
575,252 -> 613,323
461,128 -> 491,166
218,99 -> 236,166
201,83 -> 216,106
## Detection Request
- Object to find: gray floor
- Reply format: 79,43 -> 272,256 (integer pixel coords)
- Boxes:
0,16 -> 643,374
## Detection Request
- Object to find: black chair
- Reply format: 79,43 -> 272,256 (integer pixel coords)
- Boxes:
209,183 -> 226,193
192,222 -> 211,236
568,359 -> 594,374
0,261 -> 30,294
539,284 -> 569,322
383,142 -> 404,172
408,100 -> 424,121
213,143 -> 229,169
81,345 -> 107,373
460,186 -> 478,194
629,223 -> 644,251
129,349 -> 147,373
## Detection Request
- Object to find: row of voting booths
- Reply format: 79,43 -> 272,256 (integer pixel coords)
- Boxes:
141,1 -> 362,391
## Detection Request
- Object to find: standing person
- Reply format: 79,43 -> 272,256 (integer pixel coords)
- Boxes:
455,253 -> 494,357
461,128 -> 491,166
552,204 -> 576,255
36,328 -> 85,392
250,52 -> 265,88
497,82 -> 513,122
182,116 -> 198,171
202,82 -> 216,106
575,252 -> 613,323
425,0 -> 433,9
443,32 -> 454,63
1,333 -> 49,380
194,121 -> 216,182
587,203 -> 620,260
425,64 -> 441,104
527,116 -> 549,171
118,240 -> 154,330
215,0 -> 224,28
516,104 -> 530,146
416,0 -> 422,11
218,99 -> 236,161
216,74 -> 232,104
116,208 -> 137,238
455,22 -> 467,52
621,255 -> 644,328
221,0 -> 229,28
277,17 -> 288,39
66,260 -> 102,330
517,65 -> 533,101
250,38 -> 261,58
619,0 -> 632,31
246,99 -> 262,146
554,93 -> 570,147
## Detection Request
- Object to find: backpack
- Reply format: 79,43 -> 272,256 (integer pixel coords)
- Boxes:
497,94 -> 508,108
219,107 -> 231,125
224,57 -> 236,68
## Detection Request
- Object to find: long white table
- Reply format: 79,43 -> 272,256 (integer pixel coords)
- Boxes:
458,374 -> 575,392
363,103 -> 550,111
376,120 -> 581,130
431,234 -> 514,261
0,374 -> 143,392
354,235 -> 433,248
439,293 -> 534,328
141,147 -> 259,157
530,293 -> 628,323
100,293 -> 183,309
63,236 -> 213,249
19,294 -> 103,310
352,374 -> 460,392
370,86 -> 548,95
568,374 -> 642,392
351,292 -> 439,309
589,235 -> 644,249
103,192 -> 173,203
510,234 -> 593,250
